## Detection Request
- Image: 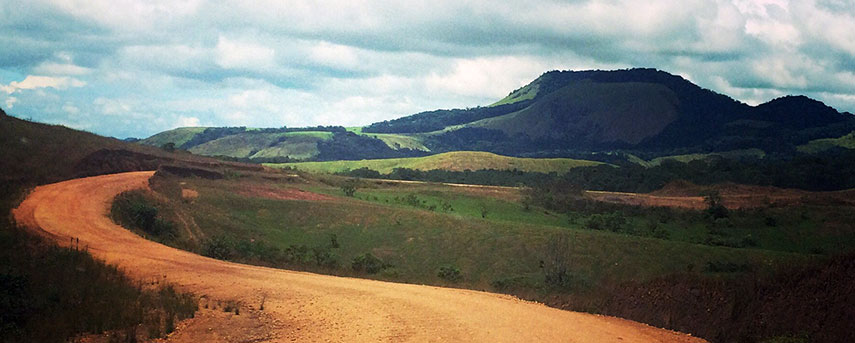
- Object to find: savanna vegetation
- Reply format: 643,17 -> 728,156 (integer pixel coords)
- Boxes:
333,147 -> 855,192
131,167 -> 855,342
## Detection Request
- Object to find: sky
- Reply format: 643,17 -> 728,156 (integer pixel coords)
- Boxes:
1,0 -> 854,138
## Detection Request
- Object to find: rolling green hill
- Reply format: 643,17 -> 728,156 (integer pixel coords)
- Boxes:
797,130 -> 855,153
188,131 -> 334,160
139,127 -> 207,148
140,127 -> 428,162
267,151 -> 601,174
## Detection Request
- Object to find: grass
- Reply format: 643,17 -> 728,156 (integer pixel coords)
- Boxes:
0,183 -> 196,343
490,79 -> 540,106
267,151 -> 602,174
797,130 -> 855,153
139,127 -> 207,148
150,175 -> 822,293
362,133 -> 429,151
646,149 -> 766,167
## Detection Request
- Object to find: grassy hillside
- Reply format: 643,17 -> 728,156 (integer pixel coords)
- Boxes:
364,133 -> 429,151
1,115 -> 162,185
490,78 -> 540,106
267,151 -> 601,174
0,112 -> 201,342
797,130 -> 855,153
141,171 -> 855,341
472,80 -> 680,145
151,174 -> 819,286
139,127 -> 207,148
645,148 -> 766,167
188,131 -> 332,159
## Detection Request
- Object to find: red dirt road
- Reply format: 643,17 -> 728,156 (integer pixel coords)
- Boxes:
13,172 -> 705,343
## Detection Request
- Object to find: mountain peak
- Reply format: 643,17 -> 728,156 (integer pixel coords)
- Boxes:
755,95 -> 845,129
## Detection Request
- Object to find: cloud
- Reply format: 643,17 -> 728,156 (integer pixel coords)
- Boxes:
33,62 -> 93,75
1,0 -> 854,138
1,75 -> 86,94
425,56 -> 561,100
216,36 -> 276,71
5,96 -> 17,108
176,115 -> 200,127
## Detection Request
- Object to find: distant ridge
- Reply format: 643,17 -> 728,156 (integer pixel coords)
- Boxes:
141,68 -> 855,161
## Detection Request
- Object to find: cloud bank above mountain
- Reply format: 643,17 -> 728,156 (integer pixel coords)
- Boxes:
1,0 -> 853,138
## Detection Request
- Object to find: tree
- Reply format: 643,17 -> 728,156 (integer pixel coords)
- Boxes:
160,142 -> 176,152
542,232 -> 574,288
341,183 -> 356,197
704,191 -> 729,219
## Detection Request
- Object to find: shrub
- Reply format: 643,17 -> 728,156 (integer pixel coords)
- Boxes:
202,236 -> 234,260
542,233 -> 574,288
341,183 -> 356,197
351,253 -> 385,274
312,246 -> 338,268
111,191 -> 177,240
437,266 -> 463,282
491,276 -> 528,291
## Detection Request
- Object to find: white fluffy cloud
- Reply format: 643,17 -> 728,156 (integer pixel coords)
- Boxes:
1,0 -> 853,138
1,75 -> 86,94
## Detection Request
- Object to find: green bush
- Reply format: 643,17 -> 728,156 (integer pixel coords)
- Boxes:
202,236 -> 234,260
437,266 -> 462,282
351,253 -> 385,274
312,246 -> 339,268
490,276 -> 528,291
111,191 -> 177,240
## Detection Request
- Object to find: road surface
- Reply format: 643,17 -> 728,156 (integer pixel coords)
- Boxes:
13,171 -> 704,342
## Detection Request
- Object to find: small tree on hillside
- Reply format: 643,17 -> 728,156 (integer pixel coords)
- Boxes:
341,182 -> 357,197
704,191 -> 728,220
542,232 -> 574,288
160,142 -> 176,152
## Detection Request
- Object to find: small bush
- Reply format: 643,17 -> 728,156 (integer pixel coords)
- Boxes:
341,183 -> 356,197
312,246 -> 339,268
437,266 -> 462,282
202,236 -> 234,260
351,253 -> 385,274
111,191 -> 177,240
491,276 -> 528,291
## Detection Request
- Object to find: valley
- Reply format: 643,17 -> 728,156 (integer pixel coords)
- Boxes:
13,171 -> 704,343
3,66 -> 855,343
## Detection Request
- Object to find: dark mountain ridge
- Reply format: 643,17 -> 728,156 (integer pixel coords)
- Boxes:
364,68 -> 853,157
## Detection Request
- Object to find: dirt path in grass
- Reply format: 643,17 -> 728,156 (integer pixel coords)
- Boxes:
13,171 -> 705,343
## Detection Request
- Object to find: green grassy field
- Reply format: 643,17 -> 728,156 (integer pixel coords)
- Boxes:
144,173 -> 850,295
267,151 -> 602,174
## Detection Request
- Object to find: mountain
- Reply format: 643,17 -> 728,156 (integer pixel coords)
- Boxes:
366,68 -> 855,157
142,68 -> 855,161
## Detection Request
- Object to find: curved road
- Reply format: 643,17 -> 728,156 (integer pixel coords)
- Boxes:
13,171 -> 704,343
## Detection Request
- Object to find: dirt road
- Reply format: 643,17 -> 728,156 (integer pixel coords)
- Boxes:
13,171 -> 705,343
